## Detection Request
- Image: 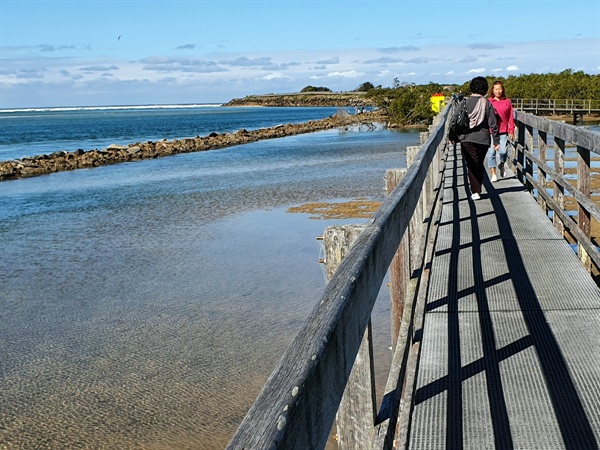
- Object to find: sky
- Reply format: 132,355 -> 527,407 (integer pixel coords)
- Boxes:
1,0 -> 599,108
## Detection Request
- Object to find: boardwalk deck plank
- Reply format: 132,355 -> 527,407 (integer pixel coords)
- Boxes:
409,146 -> 600,450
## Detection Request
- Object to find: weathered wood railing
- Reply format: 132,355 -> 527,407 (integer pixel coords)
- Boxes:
225,107 -> 452,449
512,99 -> 600,115
510,111 -> 600,274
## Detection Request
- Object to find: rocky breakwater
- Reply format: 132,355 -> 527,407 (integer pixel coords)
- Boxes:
0,110 -> 385,181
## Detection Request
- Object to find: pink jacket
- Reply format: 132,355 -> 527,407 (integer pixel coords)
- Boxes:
489,97 -> 515,134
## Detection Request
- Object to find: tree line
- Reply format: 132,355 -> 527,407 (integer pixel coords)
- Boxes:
456,70 -> 600,101
363,69 -> 600,126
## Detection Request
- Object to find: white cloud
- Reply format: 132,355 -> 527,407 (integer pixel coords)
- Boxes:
379,46 -> 420,53
457,56 -> 478,64
468,43 -> 504,50
262,72 -> 289,80
364,57 -> 403,64
16,69 -> 44,79
176,44 -> 196,50
140,57 -> 224,73
316,57 -> 339,64
222,56 -> 269,66
326,70 -> 362,78
1,36 -> 597,107
405,58 -> 430,64
39,44 -> 77,53
80,65 -> 119,72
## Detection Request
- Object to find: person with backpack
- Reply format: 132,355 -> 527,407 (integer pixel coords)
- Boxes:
487,80 -> 515,181
449,76 -> 500,200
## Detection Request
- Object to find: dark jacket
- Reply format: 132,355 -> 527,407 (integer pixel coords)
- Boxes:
450,96 -> 499,146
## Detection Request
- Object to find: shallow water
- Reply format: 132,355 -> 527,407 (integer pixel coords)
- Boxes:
0,126 -> 418,449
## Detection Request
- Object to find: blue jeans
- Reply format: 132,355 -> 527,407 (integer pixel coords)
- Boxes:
487,133 -> 508,168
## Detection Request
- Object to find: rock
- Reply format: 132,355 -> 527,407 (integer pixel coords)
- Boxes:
19,160 -> 40,168
0,110 -> 387,181
105,144 -> 129,151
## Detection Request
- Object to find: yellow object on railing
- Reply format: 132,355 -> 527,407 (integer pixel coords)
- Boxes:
430,93 -> 446,113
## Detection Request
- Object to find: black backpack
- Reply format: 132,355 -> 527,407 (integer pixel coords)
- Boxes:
450,98 -> 470,136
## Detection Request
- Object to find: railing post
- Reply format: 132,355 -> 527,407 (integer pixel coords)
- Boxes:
524,125 -> 534,193
426,126 -> 438,215
553,137 -> 565,236
538,131 -> 548,215
577,145 -> 592,273
516,121 -> 525,183
434,139 -> 441,187
323,225 -> 377,450
406,145 -> 424,273
385,169 -> 410,350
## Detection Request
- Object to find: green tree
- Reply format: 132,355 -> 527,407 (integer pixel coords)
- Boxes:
367,82 -> 445,126
366,70 -> 599,126
300,85 -> 332,92
356,81 -> 375,92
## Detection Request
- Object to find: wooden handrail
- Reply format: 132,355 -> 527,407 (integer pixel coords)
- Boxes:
512,99 -> 600,114
510,111 -> 600,273
225,107 -> 451,450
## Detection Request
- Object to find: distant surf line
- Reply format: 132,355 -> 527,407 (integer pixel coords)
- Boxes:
0,104 -> 225,114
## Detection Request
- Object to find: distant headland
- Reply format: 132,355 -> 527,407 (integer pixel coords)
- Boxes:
223,91 -> 376,108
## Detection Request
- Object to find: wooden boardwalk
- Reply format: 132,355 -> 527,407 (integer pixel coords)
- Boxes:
226,107 -> 600,450
408,145 -> 600,449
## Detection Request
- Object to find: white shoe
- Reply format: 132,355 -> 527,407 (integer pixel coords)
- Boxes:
498,164 -> 505,178
491,174 -> 497,182
471,193 -> 481,200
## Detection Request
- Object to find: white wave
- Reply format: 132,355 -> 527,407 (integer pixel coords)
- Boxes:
0,104 -> 224,114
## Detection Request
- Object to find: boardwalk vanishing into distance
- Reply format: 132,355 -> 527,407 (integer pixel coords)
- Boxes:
225,105 -> 600,449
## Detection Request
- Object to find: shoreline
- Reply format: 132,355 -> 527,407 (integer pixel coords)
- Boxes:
0,109 -> 390,181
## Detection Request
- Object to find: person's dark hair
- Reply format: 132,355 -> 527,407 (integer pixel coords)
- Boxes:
469,76 -> 488,95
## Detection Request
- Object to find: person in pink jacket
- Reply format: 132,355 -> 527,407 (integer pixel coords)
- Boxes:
487,80 -> 515,181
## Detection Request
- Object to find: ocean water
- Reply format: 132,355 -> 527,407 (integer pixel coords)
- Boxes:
0,105 -> 345,161
0,106 -> 420,449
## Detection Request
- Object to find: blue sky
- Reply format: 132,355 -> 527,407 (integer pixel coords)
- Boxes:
1,0 -> 599,108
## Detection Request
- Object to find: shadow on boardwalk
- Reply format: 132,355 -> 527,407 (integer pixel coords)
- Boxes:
410,146 -> 600,450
